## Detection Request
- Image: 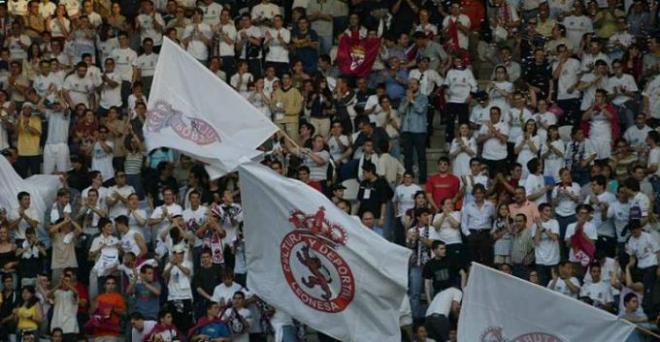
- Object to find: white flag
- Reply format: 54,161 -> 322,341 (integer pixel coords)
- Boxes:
238,163 -> 410,341
458,263 -> 635,342
145,38 -> 278,176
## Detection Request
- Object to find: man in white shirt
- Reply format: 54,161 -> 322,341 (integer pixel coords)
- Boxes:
237,14 -> 264,77
477,107 -> 509,175
33,59 -> 62,101
251,0 -> 280,26
148,187 -> 184,237
98,58 -> 122,113
41,99 -> 70,174
136,0 -> 164,48
62,62 -> 95,109
562,2 -> 593,50
91,126 -> 114,183
532,203 -> 561,285
211,271 -> 248,306
198,0 -> 221,26
553,44 -> 582,125
564,204 -> 597,276
625,221 -> 659,316
585,175 -> 617,257
130,313 -> 157,342
608,59 -> 639,129
8,191 -> 40,243
135,38 -> 159,96
163,243 -> 194,332
215,9 -> 237,76
264,15 -> 290,77
182,8 -> 213,63
579,263 -> 614,310
408,57 -> 443,97
442,56 -> 477,144
623,113 -> 652,155
110,32 -> 138,106
424,287 -> 461,342
643,74 -> 660,126
548,260 -> 581,298
577,59 -> 610,111
107,171 -> 135,219
441,3 -> 470,50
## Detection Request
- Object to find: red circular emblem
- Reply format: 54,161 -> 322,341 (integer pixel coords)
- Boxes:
280,208 -> 355,313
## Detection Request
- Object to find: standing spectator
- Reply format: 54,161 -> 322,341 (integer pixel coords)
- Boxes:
423,240 -> 466,307
221,291 -> 252,342
109,32 -> 137,107
565,204 -> 597,277
424,287 -> 461,342
48,273 -> 79,339
182,9 -> 212,63
263,15 -> 290,77
215,9 -> 236,77
40,99 -> 70,174
510,213 -> 535,278
491,203 -> 513,266
625,221 -> 659,319
509,186 -> 541,229
448,124 -> 477,178
548,260 -> 581,298
62,63 -> 95,109
461,184 -> 495,265
271,73 -> 303,144
532,204 -> 561,285
9,191 -> 40,244
356,163 -> 393,226
442,2 -> 470,52
407,208 -> 433,321
400,78 -> 429,183
89,276 -> 126,341
553,44 -> 582,125
477,107 -> 509,176
163,244 -> 194,333
15,103 -> 41,177
236,14 -> 263,78
425,157 -> 460,211
442,56 -> 477,143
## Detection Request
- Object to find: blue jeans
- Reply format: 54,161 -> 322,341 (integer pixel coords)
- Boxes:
401,132 -> 428,183
281,325 -> 297,342
408,265 -> 426,320
650,176 -> 660,215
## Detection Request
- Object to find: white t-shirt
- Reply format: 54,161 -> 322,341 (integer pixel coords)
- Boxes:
183,23 -> 213,61
150,203 -> 183,234
565,222 -> 598,263
547,277 -> 581,298
200,2 -> 223,26
426,287 -> 462,317
211,282 -> 247,305
91,140 -> 114,182
643,75 -> 660,119
579,73 -> 609,110
110,47 -> 138,82
607,74 -> 638,105
90,234 -> 120,275
585,192 -> 616,238
238,26 -> 263,59
431,212 -> 462,245
553,58 -> 581,100
531,219 -> 560,266
562,15 -> 593,50
443,68 -> 477,103
408,69 -> 443,97
107,184 -> 136,219
251,2 -> 280,21
264,27 -> 290,63
63,74 -> 95,108
135,53 -> 159,78
607,200 -> 630,243
136,13 -> 165,46
217,23 -> 237,57
8,207 -> 39,240
580,280 -> 614,306
131,320 -> 157,342
182,205 -> 207,248
626,232 -> 659,269
327,135 -> 350,162
552,183 -> 581,217
165,260 -> 194,300
479,122 -> 509,161
99,72 -> 122,109
393,184 -> 421,217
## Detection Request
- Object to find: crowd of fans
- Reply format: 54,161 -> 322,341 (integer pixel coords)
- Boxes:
0,0 -> 659,341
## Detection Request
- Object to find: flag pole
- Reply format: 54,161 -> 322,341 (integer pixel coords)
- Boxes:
279,128 -> 301,150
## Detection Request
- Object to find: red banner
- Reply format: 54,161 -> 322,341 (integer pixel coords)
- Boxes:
336,35 -> 380,78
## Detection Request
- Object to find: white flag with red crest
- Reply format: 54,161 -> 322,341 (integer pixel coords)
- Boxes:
238,162 -> 410,341
145,38 -> 278,177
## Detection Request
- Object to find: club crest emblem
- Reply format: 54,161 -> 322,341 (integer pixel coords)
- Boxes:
280,207 -> 355,313
146,100 -> 220,145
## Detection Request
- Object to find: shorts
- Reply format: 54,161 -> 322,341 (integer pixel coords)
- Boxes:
43,143 -> 71,174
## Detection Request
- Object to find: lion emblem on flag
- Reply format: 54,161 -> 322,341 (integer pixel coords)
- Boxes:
280,207 -> 355,313
481,327 -> 564,342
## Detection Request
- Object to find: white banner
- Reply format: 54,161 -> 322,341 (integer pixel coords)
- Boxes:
145,38 -> 278,176
238,162 -> 410,341
458,263 -> 635,342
